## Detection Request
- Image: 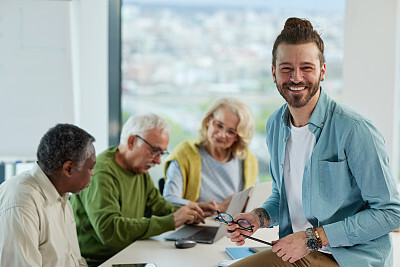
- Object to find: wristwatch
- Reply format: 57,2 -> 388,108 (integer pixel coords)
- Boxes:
305,227 -> 319,251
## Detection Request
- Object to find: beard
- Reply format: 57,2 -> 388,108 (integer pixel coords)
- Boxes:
276,76 -> 321,109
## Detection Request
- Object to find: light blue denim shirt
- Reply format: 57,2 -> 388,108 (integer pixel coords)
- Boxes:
261,89 -> 400,267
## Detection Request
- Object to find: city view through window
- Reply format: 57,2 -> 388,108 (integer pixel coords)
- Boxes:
121,0 -> 346,181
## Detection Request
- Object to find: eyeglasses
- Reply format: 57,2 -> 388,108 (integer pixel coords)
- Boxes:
214,210 -> 273,246
135,135 -> 169,158
212,120 -> 238,139
214,210 -> 253,232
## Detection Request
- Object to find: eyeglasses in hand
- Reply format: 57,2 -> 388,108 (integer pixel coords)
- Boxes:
214,210 -> 254,232
214,210 -> 273,246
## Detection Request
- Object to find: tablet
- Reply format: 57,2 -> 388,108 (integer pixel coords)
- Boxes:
249,247 -> 269,253
112,264 -> 157,267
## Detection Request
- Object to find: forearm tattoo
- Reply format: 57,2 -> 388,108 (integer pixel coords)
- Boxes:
253,208 -> 271,228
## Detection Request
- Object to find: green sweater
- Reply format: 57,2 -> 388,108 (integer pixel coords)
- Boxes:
70,146 -> 179,266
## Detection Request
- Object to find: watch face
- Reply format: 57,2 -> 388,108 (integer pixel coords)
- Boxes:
306,238 -> 320,251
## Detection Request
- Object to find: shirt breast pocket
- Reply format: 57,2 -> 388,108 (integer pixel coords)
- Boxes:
318,160 -> 353,202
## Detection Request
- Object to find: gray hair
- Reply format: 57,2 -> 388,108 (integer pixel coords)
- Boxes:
37,124 -> 95,175
120,113 -> 170,145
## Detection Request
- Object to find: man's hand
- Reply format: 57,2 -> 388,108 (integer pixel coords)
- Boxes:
172,205 -> 205,228
187,201 -> 216,217
225,212 -> 260,246
271,231 -> 310,263
197,201 -> 218,217
217,194 -> 234,213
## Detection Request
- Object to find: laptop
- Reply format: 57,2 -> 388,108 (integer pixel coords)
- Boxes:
244,182 -> 272,212
164,186 -> 252,244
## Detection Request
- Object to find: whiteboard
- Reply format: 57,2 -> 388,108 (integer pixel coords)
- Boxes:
0,0 -> 74,159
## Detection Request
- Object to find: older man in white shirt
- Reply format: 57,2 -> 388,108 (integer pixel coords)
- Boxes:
0,123 -> 96,267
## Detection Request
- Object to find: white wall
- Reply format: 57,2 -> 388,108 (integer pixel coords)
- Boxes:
0,0 -> 74,159
1,0 -> 110,180
71,0 -> 109,155
0,0 -> 109,161
342,0 -> 400,178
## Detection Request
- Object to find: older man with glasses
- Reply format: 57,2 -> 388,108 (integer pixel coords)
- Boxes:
70,113 -> 205,267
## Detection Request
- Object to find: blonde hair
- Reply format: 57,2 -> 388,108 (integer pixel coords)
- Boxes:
198,97 -> 254,159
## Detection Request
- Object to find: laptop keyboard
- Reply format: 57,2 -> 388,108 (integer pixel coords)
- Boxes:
190,226 -> 218,241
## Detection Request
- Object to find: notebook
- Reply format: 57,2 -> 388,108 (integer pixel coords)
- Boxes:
225,247 -> 255,260
164,186 -> 252,244
225,246 -> 269,260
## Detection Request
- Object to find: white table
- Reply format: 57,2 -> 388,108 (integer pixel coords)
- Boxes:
99,220 -> 279,267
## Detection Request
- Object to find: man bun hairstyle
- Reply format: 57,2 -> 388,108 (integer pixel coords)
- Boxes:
283,17 -> 313,30
37,123 -> 95,175
272,17 -> 325,67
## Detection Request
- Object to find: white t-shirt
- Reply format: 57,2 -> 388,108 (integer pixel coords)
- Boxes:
284,121 -> 315,233
284,121 -> 330,254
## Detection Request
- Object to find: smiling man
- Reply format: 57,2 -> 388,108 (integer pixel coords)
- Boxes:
0,123 -> 96,266
70,113 -> 205,266
225,17 -> 400,267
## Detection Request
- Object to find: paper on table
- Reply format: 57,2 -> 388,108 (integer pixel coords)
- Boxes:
218,259 -> 241,267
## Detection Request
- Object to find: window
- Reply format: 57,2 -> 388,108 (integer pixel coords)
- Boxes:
121,0 -> 346,181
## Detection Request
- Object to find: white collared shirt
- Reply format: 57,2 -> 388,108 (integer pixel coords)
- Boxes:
0,163 -> 87,267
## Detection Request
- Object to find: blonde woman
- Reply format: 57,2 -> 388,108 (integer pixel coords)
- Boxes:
163,97 -> 258,216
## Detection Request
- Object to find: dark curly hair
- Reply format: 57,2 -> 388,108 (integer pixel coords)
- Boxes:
37,123 -> 95,175
272,17 -> 325,68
